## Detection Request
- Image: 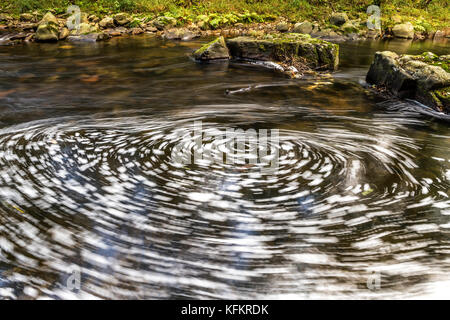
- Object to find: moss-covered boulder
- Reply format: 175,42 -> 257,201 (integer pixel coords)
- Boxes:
226,33 -> 339,71
193,36 -> 230,60
366,51 -> 450,112
35,12 -> 59,42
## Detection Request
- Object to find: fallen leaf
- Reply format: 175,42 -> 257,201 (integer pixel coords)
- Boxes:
59,45 -> 74,49
81,75 -> 100,83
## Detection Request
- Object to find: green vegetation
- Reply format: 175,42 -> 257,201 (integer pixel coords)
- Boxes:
1,0 -> 449,30
410,52 -> 450,73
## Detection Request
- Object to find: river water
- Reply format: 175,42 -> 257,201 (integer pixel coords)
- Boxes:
0,35 -> 449,299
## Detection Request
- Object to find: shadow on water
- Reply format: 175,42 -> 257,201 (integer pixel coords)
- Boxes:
0,35 -> 449,299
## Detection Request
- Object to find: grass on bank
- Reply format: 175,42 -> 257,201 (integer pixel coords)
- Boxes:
1,0 -> 449,30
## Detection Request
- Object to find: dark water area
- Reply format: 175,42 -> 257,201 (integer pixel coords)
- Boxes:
0,35 -> 449,299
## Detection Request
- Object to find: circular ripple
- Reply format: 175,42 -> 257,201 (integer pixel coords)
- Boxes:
0,109 -> 449,299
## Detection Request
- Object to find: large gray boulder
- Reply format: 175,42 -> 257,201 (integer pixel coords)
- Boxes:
366,51 -> 450,112
35,12 -> 59,41
392,22 -> 414,39
226,33 -> 339,71
193,36 -> 230,60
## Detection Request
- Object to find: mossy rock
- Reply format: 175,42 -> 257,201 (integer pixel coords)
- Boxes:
193,36 -> 230,61
153,16 -> 176,31
366,51 -> 450,113
114,13 -> 131,26
36,23 -> 59,41
226,33 -> 339,71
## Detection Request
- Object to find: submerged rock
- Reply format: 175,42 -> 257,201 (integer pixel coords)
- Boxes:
392,22 -> 414,39
35,12 -> 59,42
226,33 -> 339,71
193,36 -> 230,61
366,51 -> 450,112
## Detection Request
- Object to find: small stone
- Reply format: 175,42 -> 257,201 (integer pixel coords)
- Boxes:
392,22 -> 414,39
114,13 -> 131,26
70,23 -> 97,35
88,15 -> 100,23
20,13 -> 34,22
293,21 -> 313,34
59,27 -> 69,40
99,17 -> 115,29
130,27 -> 144,35
153,16 -> 176,31
0,14 -> 12,23
145,25 -> 157,32
330,12 -> 349,26
276,22 -> 289,32
196,20 -> 208,31
341,21 -> 358,33
434,30 -> 445,39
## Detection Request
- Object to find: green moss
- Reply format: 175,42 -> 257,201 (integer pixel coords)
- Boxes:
434,86 -> 450,104
408,52 -> 450,73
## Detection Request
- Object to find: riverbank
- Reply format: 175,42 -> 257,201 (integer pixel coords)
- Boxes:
0,1 -> 449,45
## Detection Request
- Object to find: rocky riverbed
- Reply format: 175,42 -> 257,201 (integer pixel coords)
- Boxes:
0,10 -> 449,47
